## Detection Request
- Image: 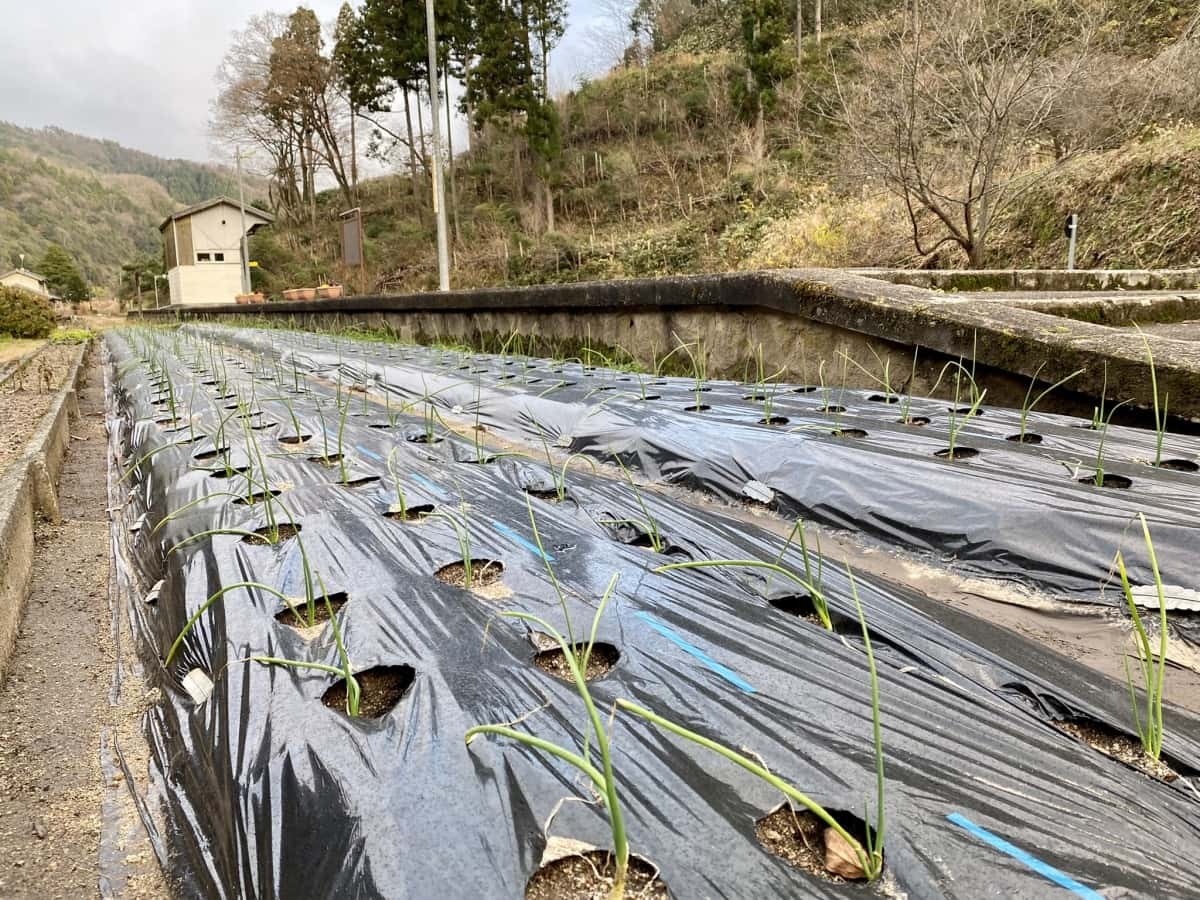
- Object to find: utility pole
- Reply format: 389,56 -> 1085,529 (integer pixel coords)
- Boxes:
236,146 -> 252,295
425,0 -> 451,291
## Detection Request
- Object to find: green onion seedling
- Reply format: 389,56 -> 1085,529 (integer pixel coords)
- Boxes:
1092,398 -> 1132,486
1015,363 -> 1084,443
466,572 -> 629,896
428,508 -> 475,585
1115,513 -> 1168,761
251,578 -> 362,716
615,566 -> 884,881
1136,328 -> 1170,467
605,456 -> 666,552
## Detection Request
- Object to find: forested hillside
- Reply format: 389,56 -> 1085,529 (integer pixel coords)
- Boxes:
0,122 -> 239,290
222,0 -> 1200,296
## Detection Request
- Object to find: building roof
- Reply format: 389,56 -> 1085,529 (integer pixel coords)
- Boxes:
0,267 -> 47,283
159,197 -> 275,231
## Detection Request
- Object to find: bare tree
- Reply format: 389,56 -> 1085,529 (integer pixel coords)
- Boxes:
839,0 -> 1100,266
212,10 -> 354,225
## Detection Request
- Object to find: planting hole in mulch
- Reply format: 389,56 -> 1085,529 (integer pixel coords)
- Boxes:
935,447 -> 980,461
525,851 -> 668,900
821,405 -> 847,414
274,591 -> 348,632
1077,473 -> 1133,489
766,593 -> 854,630
340,475 -> 382,488
868,394 -> 899,404
525,487 -> 565,503
321,664 -> 416,719
744,393 -> 768,401
278,434 -> 312,445
406,433 -> 444,444
1006,433 -> 1043,444
759,415 -> 790,426
1056,719 -> 1181,782
193,447 -> 230,461
208,466 -> 250,479
636,394 -> 662,400
241,523 -> 302,545
900,416 -> 931,426
793,386 -> 817,393
233,489 -> 283,505
435,559 -> 505,591
308,453 -> 344,466
384,502 -> 435,521
533,641 -> 620,682
756,805 -> 880,883
832,428 -> 868,439
1154,458 -> 1199,472
684,404 -> 711,412
948,407 -> 984,416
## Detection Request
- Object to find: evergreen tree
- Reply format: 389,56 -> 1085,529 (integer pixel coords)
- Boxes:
735,0 -> 795,156
39,244 -> 89,301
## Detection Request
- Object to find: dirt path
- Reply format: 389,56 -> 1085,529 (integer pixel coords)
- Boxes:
0,355 -> 165,899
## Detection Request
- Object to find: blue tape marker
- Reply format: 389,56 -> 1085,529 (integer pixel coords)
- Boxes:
634,612 -> 755,694
355,444 -> 383,462
410,473 -> 449,499
946,813 -> 1105,899
491,520 -> 554,562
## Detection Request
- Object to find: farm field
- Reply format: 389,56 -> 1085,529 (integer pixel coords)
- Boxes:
98,325 -> 1200,898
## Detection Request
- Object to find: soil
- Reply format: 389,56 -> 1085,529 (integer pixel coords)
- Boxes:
0,357 -> 167,898
436,559 -> 506,592
756,807 -> 873,883
321,665 -> 415,719
242,523 -> 302,545
1056,720 -> 1180,782
275,593 -> 348,633
0,343 -> 78,473
525,851 -> 668,900
534,643 -> 620,682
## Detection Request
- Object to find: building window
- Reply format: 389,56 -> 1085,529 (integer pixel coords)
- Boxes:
197,252 -> 211,262
214,252 -> 225,262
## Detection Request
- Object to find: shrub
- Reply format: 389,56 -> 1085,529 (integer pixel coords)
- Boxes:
0,286 -> 55,339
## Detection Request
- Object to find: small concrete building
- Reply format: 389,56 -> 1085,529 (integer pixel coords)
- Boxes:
160,198 -> 273,306
0,268 -> 50,297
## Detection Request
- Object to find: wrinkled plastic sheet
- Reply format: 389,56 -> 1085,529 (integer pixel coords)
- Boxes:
109,329 -> 1200,899
212,326 -> 1200,607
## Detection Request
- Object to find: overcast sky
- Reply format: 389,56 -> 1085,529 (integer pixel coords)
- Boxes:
0,0 -> 612,165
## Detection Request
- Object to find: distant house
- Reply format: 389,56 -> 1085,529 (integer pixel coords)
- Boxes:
159,197 -> 273,306
0,267 -> 51,297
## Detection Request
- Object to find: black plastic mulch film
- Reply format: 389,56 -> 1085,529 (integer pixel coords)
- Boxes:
106,327 -> 1200,900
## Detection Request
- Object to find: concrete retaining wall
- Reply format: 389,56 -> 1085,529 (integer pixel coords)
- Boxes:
851,267 -> 1200,292
0,344 -> 88,687
138,268 -> 1200,423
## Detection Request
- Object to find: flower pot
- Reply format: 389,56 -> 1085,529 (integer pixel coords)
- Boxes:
297,287 -> 318,301
236,292 -> 264,304
282,288 -> 310,302
317,284 -> 344,299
